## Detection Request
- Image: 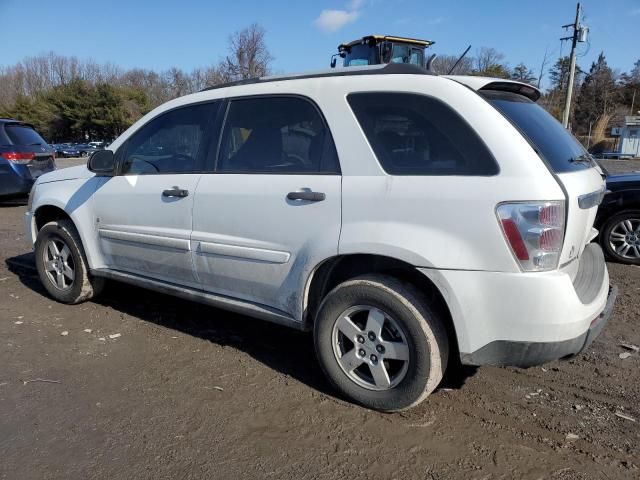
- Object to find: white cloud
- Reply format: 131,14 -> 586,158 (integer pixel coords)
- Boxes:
314,9 -> 360,33
313,0 -> 365,33
426,16 -> 445,25
631,7 -> 640,15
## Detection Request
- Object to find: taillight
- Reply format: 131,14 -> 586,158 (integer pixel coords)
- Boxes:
2,152 -> 35,164
497,201 -> 565,271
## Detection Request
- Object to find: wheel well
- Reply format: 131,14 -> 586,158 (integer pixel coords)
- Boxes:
596,201 -> 640,230
34,205 -> 71,231
305,254 -> 459,355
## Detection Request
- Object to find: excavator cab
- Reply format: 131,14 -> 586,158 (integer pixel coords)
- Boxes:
330,35 -> 434,68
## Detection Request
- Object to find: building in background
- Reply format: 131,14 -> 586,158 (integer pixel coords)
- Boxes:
616,116 -> 640,158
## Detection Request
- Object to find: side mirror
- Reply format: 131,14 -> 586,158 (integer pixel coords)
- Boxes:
88,149 -> 115,176
330,57 -> 337,68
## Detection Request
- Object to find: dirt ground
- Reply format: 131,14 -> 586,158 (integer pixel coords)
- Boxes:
1,159 -> 639,480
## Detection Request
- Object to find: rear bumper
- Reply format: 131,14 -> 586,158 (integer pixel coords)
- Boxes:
0,164 -> 34,196
419,243 -> 614,367
461,285 -> 617,367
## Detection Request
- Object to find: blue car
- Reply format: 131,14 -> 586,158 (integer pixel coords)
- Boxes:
0,119 -> 56,198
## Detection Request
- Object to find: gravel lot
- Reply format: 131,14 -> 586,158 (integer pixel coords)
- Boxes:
1,158 -> 639,479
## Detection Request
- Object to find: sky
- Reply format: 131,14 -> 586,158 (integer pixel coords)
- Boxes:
1,0 -> 639,87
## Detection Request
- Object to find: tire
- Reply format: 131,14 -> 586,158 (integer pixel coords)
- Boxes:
600,210 -> 640,265
35,219 -> 104,304
314,274 -> 449,412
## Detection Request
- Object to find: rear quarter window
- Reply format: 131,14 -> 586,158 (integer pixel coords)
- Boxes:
481,90 -> 593,173
347,92 -> 498,176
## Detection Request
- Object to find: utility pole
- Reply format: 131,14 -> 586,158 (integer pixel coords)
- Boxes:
561,3 -> 582,129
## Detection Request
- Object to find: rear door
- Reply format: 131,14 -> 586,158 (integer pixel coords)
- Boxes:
191,96 -> 342,318
92,102 -> 218,286
482,90 -> 605,265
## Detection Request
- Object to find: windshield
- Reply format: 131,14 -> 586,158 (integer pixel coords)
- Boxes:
343,44 -> 377,66
383,44 -> 424,66
482,90 -> 593,173
4,124 -> 47,146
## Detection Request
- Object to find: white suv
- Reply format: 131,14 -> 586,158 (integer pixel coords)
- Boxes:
25,64 -> 616,411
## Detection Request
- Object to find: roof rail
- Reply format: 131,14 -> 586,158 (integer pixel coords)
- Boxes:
200,63 -> 435,92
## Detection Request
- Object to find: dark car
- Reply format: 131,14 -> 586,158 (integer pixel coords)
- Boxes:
595,172 -> 640,265
0,119 -> 55,198
54,144 -> 81,158
74,143 -> 99,157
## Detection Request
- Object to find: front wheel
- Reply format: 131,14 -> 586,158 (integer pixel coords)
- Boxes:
35,219 -> 104,304
600,210 -> 640,265
314,274 -> 449,412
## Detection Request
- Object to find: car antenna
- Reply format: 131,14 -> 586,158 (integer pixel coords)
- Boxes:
447,45 -> 471,75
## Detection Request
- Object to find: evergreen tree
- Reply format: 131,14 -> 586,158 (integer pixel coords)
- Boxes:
573,52 -> 618,134
541,56 -> 583,121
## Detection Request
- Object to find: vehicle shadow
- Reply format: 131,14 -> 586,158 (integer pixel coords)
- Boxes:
5,253 -> 478,400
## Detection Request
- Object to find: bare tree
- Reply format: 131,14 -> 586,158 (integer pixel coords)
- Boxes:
474,47 -> 508,76
536,47 -> 551,88
511,63 -> 537,85
431,54 -> 473,75
220,23 -> 274,81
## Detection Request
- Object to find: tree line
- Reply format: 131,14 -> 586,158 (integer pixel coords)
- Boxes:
0,24 -> 272,142
1,28 -> 638,153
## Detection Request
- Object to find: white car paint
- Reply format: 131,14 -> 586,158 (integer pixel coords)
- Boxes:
191,174 -> 341,319
26,66 -> 610,361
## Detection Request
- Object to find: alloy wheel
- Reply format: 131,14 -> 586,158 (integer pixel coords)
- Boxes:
43,238 -> 75,290
331,305 -> 410,391
609,218 -> 640,260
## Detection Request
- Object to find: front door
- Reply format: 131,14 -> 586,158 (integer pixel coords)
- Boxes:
92,102 -> 218,286
191,96 -> 342,319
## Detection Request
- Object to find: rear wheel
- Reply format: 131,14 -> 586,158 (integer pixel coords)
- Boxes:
314,274 -> 449,412
601,210 -> 640,265
35,219 -> 104,304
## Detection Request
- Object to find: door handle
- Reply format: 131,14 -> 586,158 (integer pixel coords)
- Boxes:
286,190 -> 326,202
162,187 -> 189,198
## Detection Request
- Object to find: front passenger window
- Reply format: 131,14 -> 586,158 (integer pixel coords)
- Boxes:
217,96 -> 340,174
121,103 -> 215,175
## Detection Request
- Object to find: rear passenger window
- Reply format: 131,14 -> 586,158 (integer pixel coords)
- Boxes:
217,96 -> 340,174
121,103 -> 216,175
348,93 -> 498,175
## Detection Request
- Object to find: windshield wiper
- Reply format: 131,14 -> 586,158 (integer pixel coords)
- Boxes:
28,142 -> 43,146
569,153 -> 594,165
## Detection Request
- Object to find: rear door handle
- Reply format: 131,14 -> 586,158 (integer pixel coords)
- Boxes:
162,187 -> 189,198
287,191 -> 326,202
